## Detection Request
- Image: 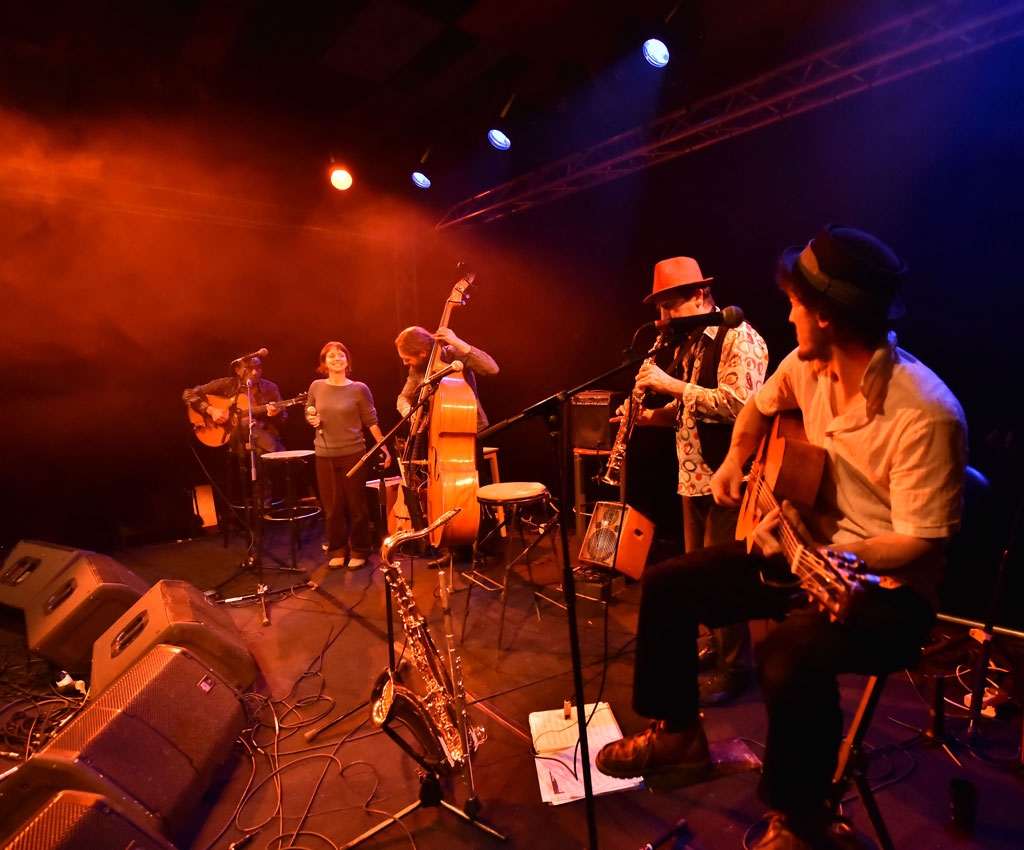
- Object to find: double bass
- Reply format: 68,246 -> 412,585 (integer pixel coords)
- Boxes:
393,272 -> 481,548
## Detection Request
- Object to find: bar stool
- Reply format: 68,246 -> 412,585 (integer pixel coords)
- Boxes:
261,450 -> 321,569
460,482 -> 559,657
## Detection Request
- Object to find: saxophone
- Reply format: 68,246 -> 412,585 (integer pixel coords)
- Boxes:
601,330 -> 672,486
370,510 -> 485,775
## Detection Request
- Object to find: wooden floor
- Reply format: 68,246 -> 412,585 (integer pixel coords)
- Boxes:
2,517 -> 1023,850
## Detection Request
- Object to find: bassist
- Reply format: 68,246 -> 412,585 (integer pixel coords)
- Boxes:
395,325 -> 499,434
596,225 -> 967,850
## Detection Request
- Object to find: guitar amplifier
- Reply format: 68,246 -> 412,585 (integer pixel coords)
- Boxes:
571,391 -> 625,451
578,501 -> 654,580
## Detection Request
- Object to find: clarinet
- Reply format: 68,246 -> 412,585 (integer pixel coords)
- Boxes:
601,330 -> 672,486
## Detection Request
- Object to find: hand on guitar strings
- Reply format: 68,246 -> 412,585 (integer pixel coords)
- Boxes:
750,499 -> 817,560
711,456 -> 746,507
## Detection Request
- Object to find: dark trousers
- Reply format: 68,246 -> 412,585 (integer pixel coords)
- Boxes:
315,452 -> 372,559
633,542 -> 934,811
681,494 -> 749,672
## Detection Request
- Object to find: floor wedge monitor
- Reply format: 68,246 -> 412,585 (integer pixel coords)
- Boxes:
0,644 -> 245,845
24,553 -> 150,672
1,789 -> 177,850
90,579 -> 256,699
0,540 -> 88,613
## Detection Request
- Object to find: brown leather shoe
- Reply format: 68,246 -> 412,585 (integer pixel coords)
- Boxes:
595,720 -> 711,780
750,813 -> 814,850
751,811 -> 865,850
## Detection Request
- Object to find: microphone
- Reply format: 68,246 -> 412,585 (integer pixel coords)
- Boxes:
653,306 -> 744,333
419,360 -> 464,388
306,405 -> 323,437
232,347 -> 268,365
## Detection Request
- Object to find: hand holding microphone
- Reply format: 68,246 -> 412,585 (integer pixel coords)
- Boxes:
306,405 -> 323,435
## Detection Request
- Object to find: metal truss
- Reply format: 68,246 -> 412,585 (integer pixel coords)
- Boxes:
437,0 -> 1024,229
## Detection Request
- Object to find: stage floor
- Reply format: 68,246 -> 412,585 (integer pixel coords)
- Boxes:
2,517 -> 1023,850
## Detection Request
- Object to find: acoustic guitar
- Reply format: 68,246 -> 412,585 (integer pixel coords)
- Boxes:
188,392 -> 308,447
737,412 -> 898,624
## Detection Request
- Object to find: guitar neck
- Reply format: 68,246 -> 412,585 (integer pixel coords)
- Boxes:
747,465 -> 848,616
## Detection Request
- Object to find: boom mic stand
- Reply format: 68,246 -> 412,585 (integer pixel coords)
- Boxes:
477,327 -> 685,850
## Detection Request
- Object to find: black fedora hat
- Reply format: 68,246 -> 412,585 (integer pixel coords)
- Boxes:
779,224 -> 908,319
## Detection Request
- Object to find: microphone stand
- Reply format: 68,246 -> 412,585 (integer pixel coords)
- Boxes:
218,368 -> 305,625
477,328 -> 683,850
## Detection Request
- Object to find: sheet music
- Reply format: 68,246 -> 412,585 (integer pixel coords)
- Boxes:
529,702 -> 643,805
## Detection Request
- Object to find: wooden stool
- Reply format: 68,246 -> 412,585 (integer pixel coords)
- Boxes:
460,482 -> 559,658
827,673 -> 895,850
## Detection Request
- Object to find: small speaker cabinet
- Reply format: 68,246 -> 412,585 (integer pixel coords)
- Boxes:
578,501 -> 654,580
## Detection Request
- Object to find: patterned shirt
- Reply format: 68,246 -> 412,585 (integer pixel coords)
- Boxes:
672,321 -> 769,496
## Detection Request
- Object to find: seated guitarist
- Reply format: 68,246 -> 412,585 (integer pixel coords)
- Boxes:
182,354 -> 286,456
596,225 -> 967,850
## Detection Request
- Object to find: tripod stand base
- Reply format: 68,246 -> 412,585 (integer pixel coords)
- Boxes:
340,772 -> 507,848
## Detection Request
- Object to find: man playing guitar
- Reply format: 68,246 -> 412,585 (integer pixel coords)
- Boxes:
183,354 -> 288,455
596,225 -> 967,850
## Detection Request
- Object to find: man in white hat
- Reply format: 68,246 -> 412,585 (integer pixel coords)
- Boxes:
628,255 -> 769,705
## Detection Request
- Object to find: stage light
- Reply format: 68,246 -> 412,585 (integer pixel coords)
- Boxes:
642,38 -> 670,68
487,129 -> 511,150
412,171 -> 431,189
329,167 -> 353,191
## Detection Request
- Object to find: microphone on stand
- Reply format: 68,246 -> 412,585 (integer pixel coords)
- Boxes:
418,360 -> 464,388
653,306 -> 744,333
232,347 -> 269,365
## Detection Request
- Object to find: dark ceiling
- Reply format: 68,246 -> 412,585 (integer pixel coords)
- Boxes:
2,0 -> 1023,552
0,0 -> 945,206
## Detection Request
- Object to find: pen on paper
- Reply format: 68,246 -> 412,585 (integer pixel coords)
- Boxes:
548,771 -> 561,794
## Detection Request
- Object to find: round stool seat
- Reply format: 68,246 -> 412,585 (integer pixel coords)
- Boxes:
477,481 -> 547,504
262,449 -> 315,461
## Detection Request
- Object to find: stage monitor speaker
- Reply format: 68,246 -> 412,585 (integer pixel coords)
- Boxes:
1,789 -> 176,850
571,390 -> 624,451
90,579 -> 257,700
0,541 -> 87,613
24,553 -> 150,673
0,644 -> 245,844
577,501 -> 654,580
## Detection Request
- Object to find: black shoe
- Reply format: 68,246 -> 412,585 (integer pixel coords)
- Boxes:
698,667 -> 750,706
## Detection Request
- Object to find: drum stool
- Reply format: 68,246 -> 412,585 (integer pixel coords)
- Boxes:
261,450 -> 321,569
460,482 -> 559,658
